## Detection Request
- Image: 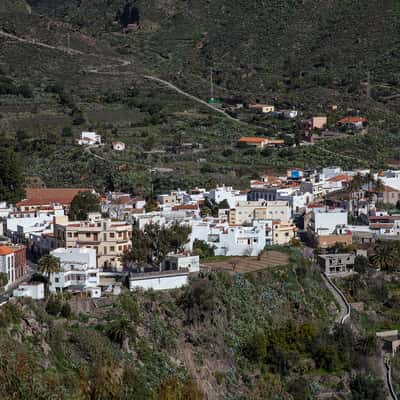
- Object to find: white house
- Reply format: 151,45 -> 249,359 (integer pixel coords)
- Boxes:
13,282 -> 45,300
163,254 -> 200,273
78,132 -> 102,146
206,185 -> 247,208
49,248 -> 100,293
309,208 -> 348,236
189,221 -> 267,257
283,110 -> 298,119
112,141 -> 126,151
0,246 -> 16,290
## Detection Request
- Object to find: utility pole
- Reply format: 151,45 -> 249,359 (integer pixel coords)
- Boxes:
210,66 -> 214,101
366,71 -> 371,100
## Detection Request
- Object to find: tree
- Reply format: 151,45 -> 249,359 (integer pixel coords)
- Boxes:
69,191 -> 100,220
107,318 -> 132,349
350,373 -> 385,400
370,241 -> 396,271
354,255 -> 369,274
0,272 -> 8,290
193,239 -> 215,259
145,197 -> 158,212
38,254 -> 61,296
122,223 -> 191,268
0,147 -> 25,203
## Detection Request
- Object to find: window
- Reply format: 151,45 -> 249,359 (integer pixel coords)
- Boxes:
110,246 -> 115,252
86,233 -> 90,238
67,232 -> 72,238
110,233 -> 115,238
55,277 -> 59,283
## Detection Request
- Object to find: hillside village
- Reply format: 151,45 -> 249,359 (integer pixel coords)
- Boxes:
2,160 -> 400,294
2,1 -> 400,398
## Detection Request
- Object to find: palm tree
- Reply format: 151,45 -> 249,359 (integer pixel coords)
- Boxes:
107,318 -> 132,350
38,254 -> 61,296
370,241 -> 396,271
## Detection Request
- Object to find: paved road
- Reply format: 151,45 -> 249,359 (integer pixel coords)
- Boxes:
320,272 -> 350,325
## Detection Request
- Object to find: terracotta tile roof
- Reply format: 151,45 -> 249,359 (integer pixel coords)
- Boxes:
172,205 -> 199,211
327,174 -> 352,182
337,116 -> 367,124
239,137 -> 266,143
370,223 -> 394,229
0,246 -> 14,256
17,188 -> 93,207
369,216 -> 395,221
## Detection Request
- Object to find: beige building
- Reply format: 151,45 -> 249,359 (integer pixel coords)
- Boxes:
229,201 -> 268,225
272,221 -> 296,245
54,213 -> 132,270
266,201 -> 291,223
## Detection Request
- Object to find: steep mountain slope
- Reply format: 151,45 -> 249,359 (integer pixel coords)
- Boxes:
0,253 -> 371,400
1,1 -> 400,191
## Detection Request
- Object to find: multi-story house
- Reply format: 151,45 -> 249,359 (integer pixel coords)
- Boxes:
318,253 -> 355,276
0,244 -> 26,289
54,213 -> 132,270
50,248 -> 99,293
272,221 -> 297,245
228,201 -> 268,225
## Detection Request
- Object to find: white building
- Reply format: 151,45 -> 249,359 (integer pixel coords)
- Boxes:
129,271 -> 189,291
163,254 -> 200,273
112,141 -> 126,151
309,208 -> 348,236
0,202 -> 13,219
50,248 -> 100,293
13,282 -> 45,300
0,246 -> 15,289
78,131 -> 102,146
266,201 -> 291,223
283,110 -> 298,119
189,221 -> 267,257
206,185 -> 247,208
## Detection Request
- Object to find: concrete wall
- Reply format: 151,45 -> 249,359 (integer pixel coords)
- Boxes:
130,274 -> 188,291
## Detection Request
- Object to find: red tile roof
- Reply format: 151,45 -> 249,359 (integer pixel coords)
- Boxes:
327,174 -> 352,182
0,246 -> 14,256
370,223 -> 394,229
238,137 -> 266,143
172,205 -> 199,211
17,188 -> 93,207
337,117 -> 367,125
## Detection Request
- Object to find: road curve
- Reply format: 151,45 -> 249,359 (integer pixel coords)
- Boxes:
321,273 -> 351,325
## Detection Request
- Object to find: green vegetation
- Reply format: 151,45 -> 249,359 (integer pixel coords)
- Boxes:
0,249 -> 377,398
38,254 -> 61,296
0,1 -> 400,194
69,191 -> 101,220
122,223 -> 191,267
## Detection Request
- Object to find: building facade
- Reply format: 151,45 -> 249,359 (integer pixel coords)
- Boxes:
54,213 -> 132,270
50,247 -> 99,293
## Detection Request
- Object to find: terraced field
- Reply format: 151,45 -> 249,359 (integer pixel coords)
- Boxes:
201,250 -> 289,274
